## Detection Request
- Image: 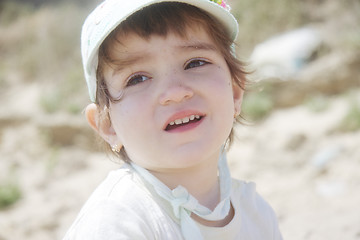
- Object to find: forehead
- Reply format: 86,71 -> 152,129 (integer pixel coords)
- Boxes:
117,26 -> 215,50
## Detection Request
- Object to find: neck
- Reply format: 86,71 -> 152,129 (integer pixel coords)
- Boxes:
150,150 -> 221,210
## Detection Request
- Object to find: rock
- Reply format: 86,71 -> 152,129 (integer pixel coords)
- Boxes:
296,51 -> 360,94
36,114 -> 99,152
0,115 -> 29,132
316,181 -> 346,198
250,27 -> 323,80
310,145 -> 342,171
257,51 -> 360,108
285,134 -> 307,151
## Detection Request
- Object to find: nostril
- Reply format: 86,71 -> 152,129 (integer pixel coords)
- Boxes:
159,85 -> 194,105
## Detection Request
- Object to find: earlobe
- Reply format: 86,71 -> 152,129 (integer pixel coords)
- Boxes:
85,103 -> 120,147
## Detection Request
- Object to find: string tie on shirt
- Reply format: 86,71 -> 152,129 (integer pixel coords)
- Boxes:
131,146 -> 231,240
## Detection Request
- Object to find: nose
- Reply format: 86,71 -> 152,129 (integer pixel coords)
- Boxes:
158,79 -> 194,105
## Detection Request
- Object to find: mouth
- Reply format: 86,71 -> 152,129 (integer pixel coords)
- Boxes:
165,114 -> 204,131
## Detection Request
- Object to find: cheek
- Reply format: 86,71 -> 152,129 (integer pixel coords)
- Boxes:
109,95 -> 153,136
109,102 -> 135,132
212,74 -> 236,117
206,69 -> 234,100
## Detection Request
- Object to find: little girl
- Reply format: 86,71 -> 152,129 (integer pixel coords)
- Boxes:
64,0 -> 283,239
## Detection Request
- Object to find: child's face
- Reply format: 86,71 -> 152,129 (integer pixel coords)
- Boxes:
100,27 -> 243,172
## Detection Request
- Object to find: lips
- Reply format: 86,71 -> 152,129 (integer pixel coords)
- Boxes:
164,112 -> 205,132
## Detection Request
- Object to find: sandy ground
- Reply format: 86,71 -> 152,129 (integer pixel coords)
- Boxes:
228,96 -> 360,240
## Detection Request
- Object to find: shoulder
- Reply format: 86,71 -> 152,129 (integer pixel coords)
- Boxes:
231,179 -> 283,240
231,179 -> 257,198
231,179 -> 276,218
64,198 -> 155,240
64,164 -> 162,240
231,179 -> 270,209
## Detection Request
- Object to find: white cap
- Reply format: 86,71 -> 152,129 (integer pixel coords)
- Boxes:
81,0 -> 239,102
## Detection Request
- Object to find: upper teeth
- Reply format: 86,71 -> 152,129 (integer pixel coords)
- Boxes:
169,115 -> 200,126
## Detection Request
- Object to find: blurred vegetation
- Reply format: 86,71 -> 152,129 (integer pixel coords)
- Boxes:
336,93 -> 360,132
231,0 -> 305,122
339,104 -> 360,132
0,166 -> 22,210
0,182 -> 22,210
232,0 -> 360,55
0,1 -> 35,25
3,0 -> 97,8
305,95 -> 330,113
242,90 -> 274,122
0,0 -> 91,114
232,0 -> 304,56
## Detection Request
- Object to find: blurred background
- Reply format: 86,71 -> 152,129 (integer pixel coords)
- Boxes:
0,0 -> 359,239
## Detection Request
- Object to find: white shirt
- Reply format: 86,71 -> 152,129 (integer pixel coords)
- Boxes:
63,164 -> 283,240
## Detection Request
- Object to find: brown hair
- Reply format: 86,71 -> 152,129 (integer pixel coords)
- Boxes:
95,2 -> 248,161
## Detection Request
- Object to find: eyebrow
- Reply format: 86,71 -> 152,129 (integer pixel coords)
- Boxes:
177,41 -> 218,52
111,52 -> 150,76
110,41 -> 217,76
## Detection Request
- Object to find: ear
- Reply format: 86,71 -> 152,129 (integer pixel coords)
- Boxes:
232,82 -> 245,116
85,103 -> 121,148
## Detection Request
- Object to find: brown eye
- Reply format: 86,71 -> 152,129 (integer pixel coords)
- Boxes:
126,74 -> 150,87
184,59 -> 209,70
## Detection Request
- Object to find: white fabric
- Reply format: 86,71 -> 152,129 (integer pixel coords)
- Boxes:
130,150 -> 231,240
63,164 -> 283,240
